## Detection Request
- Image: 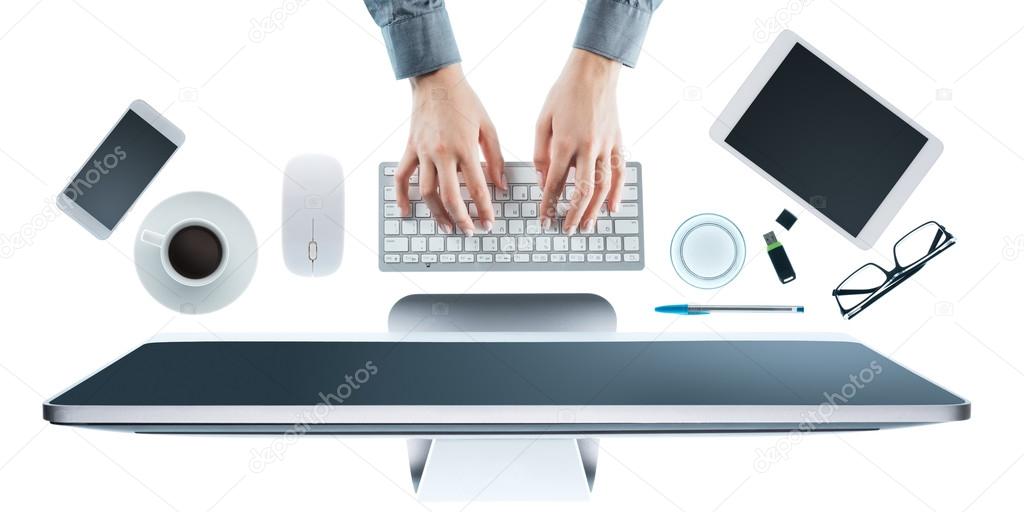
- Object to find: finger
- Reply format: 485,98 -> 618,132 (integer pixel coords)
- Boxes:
581,151 -> 613,230
479,121 -> 506,190
605,143 -> 627,212
533,113 -> 552,187
461,155 -> 495,232
418,157 -> 453,233
540,141 -> 571,230
436,157 -> 474,236
564,149 -> 598,235
395,144 -> 418,216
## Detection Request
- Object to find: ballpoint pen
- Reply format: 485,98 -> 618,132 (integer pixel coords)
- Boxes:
654,304 -> 804,315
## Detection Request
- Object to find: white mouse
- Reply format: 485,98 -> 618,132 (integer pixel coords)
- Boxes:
283,154 -> 344,276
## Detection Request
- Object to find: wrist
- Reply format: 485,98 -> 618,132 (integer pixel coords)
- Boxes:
410,63 -> 465,92
566,48 -> 620,82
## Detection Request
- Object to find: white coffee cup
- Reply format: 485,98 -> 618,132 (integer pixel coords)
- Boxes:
141,218 -> 230,287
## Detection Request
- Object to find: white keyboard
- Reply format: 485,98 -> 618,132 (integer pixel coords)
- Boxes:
378,162 -> 644,271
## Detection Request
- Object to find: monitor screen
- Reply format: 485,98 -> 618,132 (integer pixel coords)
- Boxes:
724,43 -> 927,236
51,340 -> 962,407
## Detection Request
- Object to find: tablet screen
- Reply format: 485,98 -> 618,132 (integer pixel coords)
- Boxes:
724,43 -> 927,236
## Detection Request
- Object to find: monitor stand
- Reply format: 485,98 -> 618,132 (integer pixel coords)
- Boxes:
389,293 -> 615,501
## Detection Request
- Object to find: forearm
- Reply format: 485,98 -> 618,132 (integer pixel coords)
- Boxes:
573,0 -> 662,68
363,0 -> 461,79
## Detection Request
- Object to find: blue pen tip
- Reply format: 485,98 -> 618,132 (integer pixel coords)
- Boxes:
797,306 -> 804,313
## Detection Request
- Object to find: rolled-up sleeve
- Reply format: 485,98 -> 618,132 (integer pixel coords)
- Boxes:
573,0 -> 662,68
364,0 -> 461,79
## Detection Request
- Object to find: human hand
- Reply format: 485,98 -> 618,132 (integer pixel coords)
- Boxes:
395,64 -> 505,236
534,49 -> 624,235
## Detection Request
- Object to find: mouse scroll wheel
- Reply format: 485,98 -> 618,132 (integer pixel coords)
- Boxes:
308,241 -> 318,261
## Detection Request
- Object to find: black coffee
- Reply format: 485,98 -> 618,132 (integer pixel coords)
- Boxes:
167,225 -> 223,280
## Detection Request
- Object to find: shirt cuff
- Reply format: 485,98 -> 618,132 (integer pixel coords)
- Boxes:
573,0 -> 655,68
380,7 -> 461,80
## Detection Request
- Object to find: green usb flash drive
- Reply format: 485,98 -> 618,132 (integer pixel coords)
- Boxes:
764,231 -> 796,284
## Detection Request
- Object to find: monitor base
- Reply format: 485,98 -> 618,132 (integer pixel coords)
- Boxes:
390,293 -> 615,500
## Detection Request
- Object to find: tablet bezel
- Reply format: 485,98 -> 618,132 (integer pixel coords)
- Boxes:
709,30 -> 943,249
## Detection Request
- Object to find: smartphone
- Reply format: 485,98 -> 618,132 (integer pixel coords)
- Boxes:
57,100 -> 185,239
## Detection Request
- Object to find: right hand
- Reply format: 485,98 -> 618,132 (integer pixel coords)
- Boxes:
396,64 -> 505,236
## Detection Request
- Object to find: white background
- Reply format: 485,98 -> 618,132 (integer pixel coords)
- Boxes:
2,0 -> 1023,510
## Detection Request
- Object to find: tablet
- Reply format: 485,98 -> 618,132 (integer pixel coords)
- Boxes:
710,31 -> 943,249
43,333 -> 969,434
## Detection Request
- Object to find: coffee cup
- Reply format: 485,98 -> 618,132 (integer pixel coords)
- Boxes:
141,218 -> 229,287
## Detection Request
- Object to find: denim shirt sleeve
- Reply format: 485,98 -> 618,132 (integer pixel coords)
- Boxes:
573,0 -> 663,68
364,0 -> 462,79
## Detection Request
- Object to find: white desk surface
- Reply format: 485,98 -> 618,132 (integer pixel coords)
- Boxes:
1,1 -> 1020,510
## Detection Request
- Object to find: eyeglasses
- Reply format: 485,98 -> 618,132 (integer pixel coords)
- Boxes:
833,221 -> 956,319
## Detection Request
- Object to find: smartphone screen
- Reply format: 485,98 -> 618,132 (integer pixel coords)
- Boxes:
62,110 -> 178,230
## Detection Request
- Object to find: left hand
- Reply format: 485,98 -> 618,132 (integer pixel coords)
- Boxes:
534,49 -> 625,235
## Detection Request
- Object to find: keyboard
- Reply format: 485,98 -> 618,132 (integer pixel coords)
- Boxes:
379,162 -> 644,271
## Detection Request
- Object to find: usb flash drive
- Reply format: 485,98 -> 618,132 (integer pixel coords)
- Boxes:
764,231 -> 796,284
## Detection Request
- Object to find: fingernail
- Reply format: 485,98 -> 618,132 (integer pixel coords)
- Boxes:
464,226 -> 475,237
610,203 -> 619,213
542,218 -> 551,230
441,223 -> 452,234
566,225 -> 577,236
501,176 -> 508,189
583,219 -> 595,233
483,220 -> 493,233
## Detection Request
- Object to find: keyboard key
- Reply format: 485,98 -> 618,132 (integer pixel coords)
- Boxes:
458,254 -> 474,263
512,186 -> 528,201
495,188 -> 510,201
459,186 -> 471,200
384,166 -> 396,176
422,254 -> 438,263
551,253 -> 567,262
610,203 -> 638,218
624,253 -> 640,262
532,254 -> 549,262
477,254 -> 493,263
504,204 -> 520,218
446,238 -> 462,252
483,237 -> 498,252
409,186 -> 422,201
468,204 -> 479,217
420,220 -> 436,234
509,220 -> 525,234
402,220 -> 417,234
411,237 -> 426,252
500,237 -> 516,252
384,220 -> 400,235
530,186 -> 542,200
625,167 -> 637,183
428,237 -> 445,252
403,254 -> 419,263
587,254 -> 603,262
522,202 -> 538,217
624,236 -> 640,251
384,254 -> 400,263
554,237 -> 569,251
414,203 -> 430,218
606,253 -> 622,262
518,237 -> 533,252
597,220 -> 613,234
384,186 -> 396,201
535,237 -> 551,251
622,186 -> 638,201
570,237 -> 587,251
384,204 -> 401,218
526,219 -> 542,234
465,237 -> 480,252
384,238 -> 408,252
492,220 -> 508,234
514,254 -> 530,262
440,254 -> 456,263
614,220 -> 639,234
569,253 -> 585,262
606,236 -> 622,251
496,254 -> 512,262
589,237 -> 604,251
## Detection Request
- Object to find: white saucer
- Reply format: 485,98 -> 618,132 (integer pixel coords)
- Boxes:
134,192 -> 257,314
670,213 -> 745,289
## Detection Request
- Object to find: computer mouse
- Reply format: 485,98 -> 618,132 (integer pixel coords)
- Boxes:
283,154 -> 344,276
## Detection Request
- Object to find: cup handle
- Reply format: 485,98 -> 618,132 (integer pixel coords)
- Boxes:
141,229 -> 166,248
